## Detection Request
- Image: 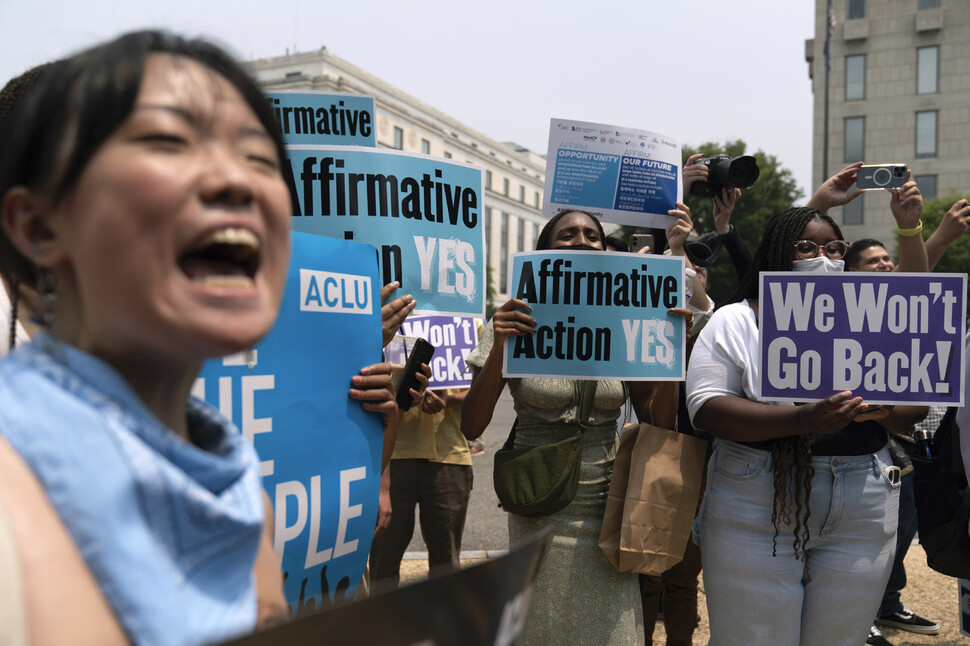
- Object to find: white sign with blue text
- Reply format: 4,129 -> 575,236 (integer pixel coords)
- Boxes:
544,118 -> 682,229
194,232 -> 384,613
285,146 -> 485,319
504,250 -> 687,380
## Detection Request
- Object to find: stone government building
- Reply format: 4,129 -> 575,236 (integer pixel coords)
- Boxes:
806,0 -> 970,246
247,48 -> 546,305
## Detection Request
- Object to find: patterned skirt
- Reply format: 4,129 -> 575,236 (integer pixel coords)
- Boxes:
508,423 -> 643,646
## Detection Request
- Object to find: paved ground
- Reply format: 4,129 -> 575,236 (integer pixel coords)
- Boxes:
400,547 -> 966,645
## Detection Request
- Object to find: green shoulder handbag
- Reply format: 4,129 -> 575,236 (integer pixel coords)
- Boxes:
492,381 -> 597,517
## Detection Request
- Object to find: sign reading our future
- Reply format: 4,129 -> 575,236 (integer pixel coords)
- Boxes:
285,146 -> 485,319
543,118 -> 682,229
504,251 -> 687,380
195,232 -> 384,612
759,272 -> 967,406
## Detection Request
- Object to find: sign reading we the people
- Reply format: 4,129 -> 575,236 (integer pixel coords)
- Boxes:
195,232 -> 384,613
543,118 -> 682,229
759,272 -> 967,406
268,91 -> 376,147
504,251 -> 687,380
286,146 -> 485,319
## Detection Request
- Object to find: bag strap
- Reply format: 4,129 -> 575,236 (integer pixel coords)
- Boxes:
576,380 -> 597,434
502,380 -> 598,449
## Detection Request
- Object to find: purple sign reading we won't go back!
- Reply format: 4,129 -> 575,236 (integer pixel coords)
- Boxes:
759,272 -> 967,406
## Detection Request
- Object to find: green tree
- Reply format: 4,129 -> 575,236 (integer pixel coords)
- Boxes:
618,139 -> 803,306
919,193 -> 970,317
920,193 -> 970,271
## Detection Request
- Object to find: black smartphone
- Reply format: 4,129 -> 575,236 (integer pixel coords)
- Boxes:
630,233 -> 655,254
857,163 -> 908,190
395,337 -> 435,410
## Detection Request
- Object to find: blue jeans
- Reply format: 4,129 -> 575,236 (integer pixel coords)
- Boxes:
877,474 -> 917,618
695,440 -> 899,646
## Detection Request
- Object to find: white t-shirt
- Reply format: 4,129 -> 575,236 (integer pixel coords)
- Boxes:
685,301 -> 787,424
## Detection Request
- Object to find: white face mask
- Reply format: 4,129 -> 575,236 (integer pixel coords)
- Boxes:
792,256 -> 845,273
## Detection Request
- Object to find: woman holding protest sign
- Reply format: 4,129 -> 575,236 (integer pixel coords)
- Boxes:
462,207 -> 695,645
686,170 -> 928,645
0,31 -> 400,645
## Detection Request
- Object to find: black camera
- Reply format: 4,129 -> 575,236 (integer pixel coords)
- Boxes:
688,154 -> 761,198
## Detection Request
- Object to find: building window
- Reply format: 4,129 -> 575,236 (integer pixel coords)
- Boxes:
919,0 -> 940,8
534,192 -> 540,209
917,46 -> 939,94
421,139 -> 430,154
916,111 -> 938,158
517,218 -> 525,252
915,175 -> 937,200
844,193 -> 864,225
483,207 -> 492,247
533,223 -> 539,247
503,178 -> 510,197
443,151 -> 452,159
845,55 -> 866,101
847,0 -> 866,19
500,213 -> 509,293
519,186 -> 525,203
392,127 -> 403,150
844,117 -> 865,162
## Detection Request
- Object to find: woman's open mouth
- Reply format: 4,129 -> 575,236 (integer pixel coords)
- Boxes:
178,227 -> 260,289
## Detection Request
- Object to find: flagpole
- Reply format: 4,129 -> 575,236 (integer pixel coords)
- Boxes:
822,0 -> 835,181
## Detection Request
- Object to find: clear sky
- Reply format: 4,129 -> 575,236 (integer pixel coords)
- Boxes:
0,0 -> 818,198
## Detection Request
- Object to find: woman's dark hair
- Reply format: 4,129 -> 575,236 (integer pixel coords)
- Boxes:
730,206 -> 845,566
535,209 -> 606,251
604,233 -> 628,253
0,62 -> 56,351
0,30 -> 292,291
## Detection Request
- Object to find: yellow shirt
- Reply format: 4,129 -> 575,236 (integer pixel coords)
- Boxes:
390,388 -> 472,466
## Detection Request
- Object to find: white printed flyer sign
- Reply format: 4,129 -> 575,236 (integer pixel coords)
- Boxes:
543,118 -> 682,229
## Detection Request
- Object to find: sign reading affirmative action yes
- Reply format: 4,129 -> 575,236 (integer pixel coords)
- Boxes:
504,251 -> 687,381
759,272 -> 967,406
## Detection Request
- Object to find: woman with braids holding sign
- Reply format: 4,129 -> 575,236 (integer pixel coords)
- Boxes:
685,165 -> 928,645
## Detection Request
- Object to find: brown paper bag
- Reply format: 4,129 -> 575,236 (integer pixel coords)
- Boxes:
599,422 -> 706,576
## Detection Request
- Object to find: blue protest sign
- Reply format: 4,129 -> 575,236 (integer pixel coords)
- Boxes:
759,272 -> 967,405
543,119 -> 682,229
194,232 -> 384,612
285,146 -> 485,319
504,251 -> 687,380
268,91 -> 376,147
400,315 -> 479,389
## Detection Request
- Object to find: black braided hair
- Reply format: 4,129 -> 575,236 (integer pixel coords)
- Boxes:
732,207 -> 845,565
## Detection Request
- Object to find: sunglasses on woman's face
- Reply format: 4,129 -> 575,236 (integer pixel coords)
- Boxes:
792,239 -> 849,260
